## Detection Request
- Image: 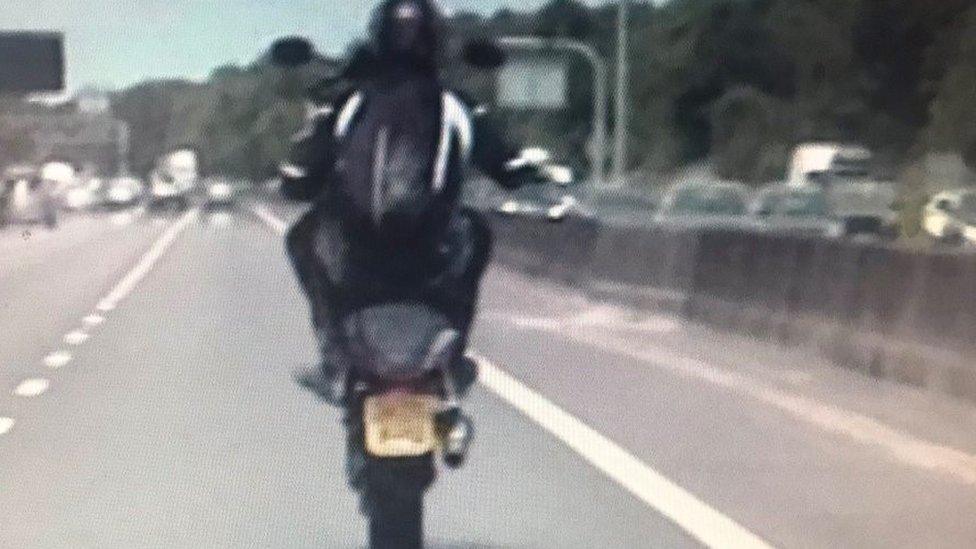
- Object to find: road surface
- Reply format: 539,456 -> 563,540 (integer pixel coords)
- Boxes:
2,201 -> 976,548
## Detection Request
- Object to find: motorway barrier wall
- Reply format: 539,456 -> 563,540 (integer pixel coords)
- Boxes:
485,212 -> 976,403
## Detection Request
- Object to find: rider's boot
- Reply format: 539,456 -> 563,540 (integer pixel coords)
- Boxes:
294,327 -> 348,405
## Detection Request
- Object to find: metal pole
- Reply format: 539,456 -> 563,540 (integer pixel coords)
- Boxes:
613,0 -> 630,184
498,37 -> 608,187
116,120 -> 130,176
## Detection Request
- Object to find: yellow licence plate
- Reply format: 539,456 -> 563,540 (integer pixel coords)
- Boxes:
364,394 -> 438,458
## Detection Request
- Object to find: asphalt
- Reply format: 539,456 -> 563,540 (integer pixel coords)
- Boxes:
1,199 -> 976,548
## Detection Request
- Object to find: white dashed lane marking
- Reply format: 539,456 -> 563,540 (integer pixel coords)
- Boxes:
9,211 -> 197,431
44,351 -> 73,369
82,315 -> 105,327
14,378 -> 51,398
64,331 -> 89,346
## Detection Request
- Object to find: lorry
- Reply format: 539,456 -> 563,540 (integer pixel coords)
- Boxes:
148,148 -> 199,210
787,142 -> 897,238
0,164 -> 59,228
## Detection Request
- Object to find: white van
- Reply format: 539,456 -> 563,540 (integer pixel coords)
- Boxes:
788,143 -> 873,187
787,143 -> 896,238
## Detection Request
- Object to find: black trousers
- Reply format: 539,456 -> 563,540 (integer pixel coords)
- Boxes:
285,206 -> 493,372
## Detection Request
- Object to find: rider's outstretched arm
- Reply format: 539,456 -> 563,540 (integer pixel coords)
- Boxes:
468,105 -> 536,190
279,89 -> 354,202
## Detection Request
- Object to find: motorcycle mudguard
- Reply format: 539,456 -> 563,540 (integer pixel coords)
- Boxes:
343,303 -> 454,381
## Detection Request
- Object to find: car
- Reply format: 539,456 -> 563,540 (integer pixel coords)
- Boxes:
203,178 -> 239,209
39,161 -> 78,197
62,177 -> 105,211
148,172 -> 192,211
653,180 -> 751,231
102,176 -> 144,209
491,147 -> 581,222
493,182 -> 582,222
0,167 -> 59,229
922,189 -> 976,246
747,184 -> 845,238
825,177 -> 899,239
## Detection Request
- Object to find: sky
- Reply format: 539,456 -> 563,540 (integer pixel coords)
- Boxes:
0,0 -> 631,91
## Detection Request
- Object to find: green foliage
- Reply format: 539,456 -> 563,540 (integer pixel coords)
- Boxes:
925,6 -> 976,170
710,86 -> 788,183
106,0 -> 976,185
0,120 -> 36,168
111,65 -> 313,180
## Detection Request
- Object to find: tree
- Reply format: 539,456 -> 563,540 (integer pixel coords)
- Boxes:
100,0 -> 976,186
925,6 -> 976,170
711,86 -> 786,183
0,120 -> 35,168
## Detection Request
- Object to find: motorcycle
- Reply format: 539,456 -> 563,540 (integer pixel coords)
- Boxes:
338,303 -> 471,549
269,35 -> 516,549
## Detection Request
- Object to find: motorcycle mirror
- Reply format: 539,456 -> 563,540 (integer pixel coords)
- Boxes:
462,40 -> 507,70
270,37 -> 317,67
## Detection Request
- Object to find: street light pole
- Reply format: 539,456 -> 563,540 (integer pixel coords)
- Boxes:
116,120 -> 130,176
497,36 -> 609,187
612,0 -> 631,185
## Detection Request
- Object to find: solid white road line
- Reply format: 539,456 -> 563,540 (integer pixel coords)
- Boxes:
0,417 -> 14,435
473,354 -> 774,549
249,202 -> 773,549
97,209 -> 198,313
485,309 -> 679,335
43,351 -> 73,369
14,378 -> 50,398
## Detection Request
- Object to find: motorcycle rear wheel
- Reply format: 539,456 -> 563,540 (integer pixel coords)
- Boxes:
365,457 -> 430,549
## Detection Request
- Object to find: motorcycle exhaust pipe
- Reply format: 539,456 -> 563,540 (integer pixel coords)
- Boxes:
437,406 -> 474,469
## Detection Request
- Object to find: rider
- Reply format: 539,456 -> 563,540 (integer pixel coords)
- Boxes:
281,0 -> 540,398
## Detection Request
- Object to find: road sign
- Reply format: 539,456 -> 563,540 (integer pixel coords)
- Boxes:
0,32 -> 64,93
497,56 -> 568,110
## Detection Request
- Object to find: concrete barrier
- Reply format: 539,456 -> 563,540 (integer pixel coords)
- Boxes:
485,212 -> 976,403
584,226 -> 697,310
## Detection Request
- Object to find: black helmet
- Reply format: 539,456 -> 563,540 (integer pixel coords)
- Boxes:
370,0 -> 442,72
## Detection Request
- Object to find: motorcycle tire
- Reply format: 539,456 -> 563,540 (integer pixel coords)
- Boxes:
365,457 -> 431,549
